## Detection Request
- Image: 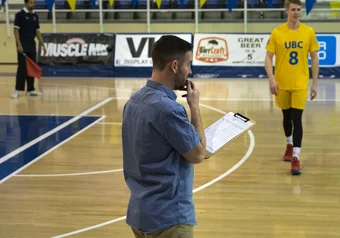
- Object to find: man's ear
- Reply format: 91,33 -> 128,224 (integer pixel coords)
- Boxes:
170,60 -> 178,74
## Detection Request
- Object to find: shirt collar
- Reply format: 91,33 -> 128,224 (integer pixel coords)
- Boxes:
23,7 -> 34,13
146,80 -> 177,101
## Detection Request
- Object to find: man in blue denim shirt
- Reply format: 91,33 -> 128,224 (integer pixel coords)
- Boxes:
122,35 -> 207,238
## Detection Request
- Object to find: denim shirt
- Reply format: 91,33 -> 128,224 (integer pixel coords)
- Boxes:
122,80 -> 201,233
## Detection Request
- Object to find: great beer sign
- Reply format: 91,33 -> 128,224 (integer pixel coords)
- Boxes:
238,37 -> 265,48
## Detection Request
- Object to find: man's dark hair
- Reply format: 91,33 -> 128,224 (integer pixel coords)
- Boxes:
285,0 -> 302,8
151,35 -> 193,71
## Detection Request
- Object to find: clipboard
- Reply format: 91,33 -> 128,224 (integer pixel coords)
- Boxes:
204,112 -> 256,158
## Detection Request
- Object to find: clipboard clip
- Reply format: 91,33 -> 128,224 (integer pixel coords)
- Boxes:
234,113 -> 250,122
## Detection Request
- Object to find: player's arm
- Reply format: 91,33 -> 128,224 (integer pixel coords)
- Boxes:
310,51 -> 319,100
265,51 -> 274,79
265,51 -> 278,95
265,31 -> 278,95
309,28 -> 320,100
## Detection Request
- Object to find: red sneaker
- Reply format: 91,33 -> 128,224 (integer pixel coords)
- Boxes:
291,157 -> 301,175
283,144 -> 293,162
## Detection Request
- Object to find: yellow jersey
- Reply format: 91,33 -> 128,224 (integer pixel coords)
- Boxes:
265,23 -> 319,90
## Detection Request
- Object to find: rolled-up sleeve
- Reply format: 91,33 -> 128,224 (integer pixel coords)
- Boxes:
162,106 -> 201,154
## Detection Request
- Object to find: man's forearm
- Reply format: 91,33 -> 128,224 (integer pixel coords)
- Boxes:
311,56 -> 319,86
36,31 -> 45,46
14,29 -> 22,47
190,105 -> 206,149
265,56 -> 274,80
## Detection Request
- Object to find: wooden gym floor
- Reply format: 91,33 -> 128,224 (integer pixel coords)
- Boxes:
0,69 -> 340,237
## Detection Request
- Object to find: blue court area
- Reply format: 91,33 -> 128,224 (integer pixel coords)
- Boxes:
0,115 -> 101,181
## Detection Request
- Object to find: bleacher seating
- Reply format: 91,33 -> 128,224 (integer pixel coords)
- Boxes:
1,0 -> 338,23
150,0 -> 173,21
222,0 -> 242,21
173,0 -> 194,21
201,0 -> 222,20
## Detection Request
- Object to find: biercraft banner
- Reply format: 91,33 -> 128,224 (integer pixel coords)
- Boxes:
193,34 -> 270,67
38,33 -> 114,65
114,34 -> 192,67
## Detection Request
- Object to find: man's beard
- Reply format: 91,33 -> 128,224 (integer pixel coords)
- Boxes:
174,75 -> 186,90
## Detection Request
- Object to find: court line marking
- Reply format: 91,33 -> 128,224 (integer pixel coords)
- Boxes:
15,122 -> 122,177
0,97 -> 113,165
0,114 -> 102,117
96,96 -> 336,102
52,104 -> 255,238
0,81 -> 135,93
15,169 -> 123,177
1,80 -> 335,101
98,122 -> 122,125
0,116 -> 106,184
14,122 -> 122,176
106,96 -> 276,102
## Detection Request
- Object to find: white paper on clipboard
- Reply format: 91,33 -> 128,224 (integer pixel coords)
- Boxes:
205,112 -> 254,154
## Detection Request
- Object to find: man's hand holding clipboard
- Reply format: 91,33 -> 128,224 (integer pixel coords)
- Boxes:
204,112 -> 256,158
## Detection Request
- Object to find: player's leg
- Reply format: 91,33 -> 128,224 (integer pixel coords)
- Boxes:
276,90 -> 293,161
290,89 -> 308,175
282,108 -> 293,161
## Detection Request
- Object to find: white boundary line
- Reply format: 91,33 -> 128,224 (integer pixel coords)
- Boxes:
15,169 -> 123,177
14,123 -> 123,177
194,130 -> 255,193
97,122 -> 122,125
0,114 -> 102,117
106,96 -> 339,102
0,116 -> 106,184
52,104 -> 255,238
0,97 -> 113,165
52,216 -> 128,238
0,80 -> 336,101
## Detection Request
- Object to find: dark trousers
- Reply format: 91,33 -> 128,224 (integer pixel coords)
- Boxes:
15,51 -> 36,92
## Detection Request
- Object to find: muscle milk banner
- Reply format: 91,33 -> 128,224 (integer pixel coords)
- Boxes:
38,33 -> 114,65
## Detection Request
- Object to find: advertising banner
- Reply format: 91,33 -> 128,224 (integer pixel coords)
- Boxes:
308,35 -> 339,67
114,34 -> 192,67
193,33 -> 270,67
38,33 -> 114,65
37,32 -> 340,79
193,33 -> 340,68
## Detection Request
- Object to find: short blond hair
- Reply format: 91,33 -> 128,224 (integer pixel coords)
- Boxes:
285,0 -> 302,8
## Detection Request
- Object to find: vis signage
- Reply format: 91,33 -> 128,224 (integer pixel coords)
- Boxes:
114,34 -> 192,67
